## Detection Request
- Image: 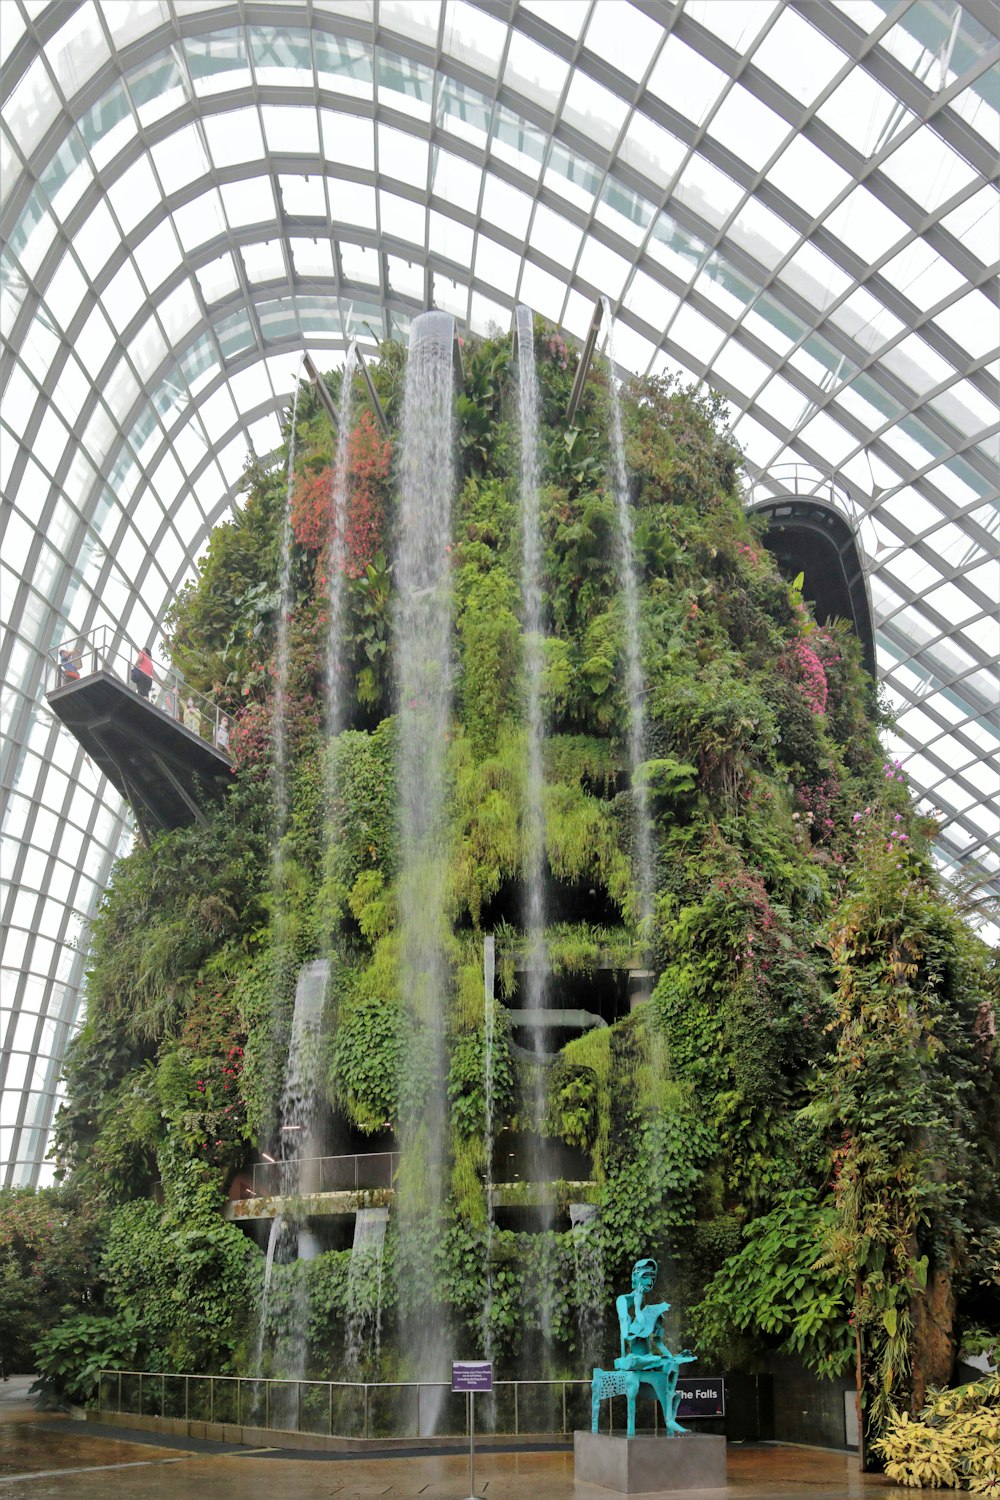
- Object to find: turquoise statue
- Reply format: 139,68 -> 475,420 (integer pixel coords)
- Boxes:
590,1257 -> 695,1438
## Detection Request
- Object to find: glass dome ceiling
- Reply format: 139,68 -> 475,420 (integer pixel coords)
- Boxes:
2,0 -> 997,1186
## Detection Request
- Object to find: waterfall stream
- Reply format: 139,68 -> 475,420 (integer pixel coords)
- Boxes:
515,306 -> 548,1014
345,1206 -> 389,1378
257,960 -> 328,1385
482,934 -> 497,1366
601,297 -> 654,932
273,364 -> 304,865
394,310 -> 456,1428
324,343 -> 358,741
569,1201 -> 604,1373
514,306 -> 558,1376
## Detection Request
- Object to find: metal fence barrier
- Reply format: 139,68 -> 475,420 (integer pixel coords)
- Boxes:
96,1371 -> 670,1439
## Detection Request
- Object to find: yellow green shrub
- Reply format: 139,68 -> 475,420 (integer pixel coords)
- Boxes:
874,1376 -> 999,1490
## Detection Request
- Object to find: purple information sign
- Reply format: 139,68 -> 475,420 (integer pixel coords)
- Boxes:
452,1360 -> 493,1393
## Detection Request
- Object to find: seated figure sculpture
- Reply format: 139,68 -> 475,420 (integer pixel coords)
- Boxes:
591,1257 -> 695,1438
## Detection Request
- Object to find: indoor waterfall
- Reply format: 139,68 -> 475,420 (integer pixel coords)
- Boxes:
257,960 -> 329,1392
345,1206 -> 389,1379
273,361 -> 304,866
515,304 -> 558,1376
569,1201 -> 605,1374
601,296 -> 654,932
394,310 -> 457,1429
323,342 -> 358,741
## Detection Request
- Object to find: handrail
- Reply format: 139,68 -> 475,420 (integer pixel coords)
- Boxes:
48,623 -> 231,755
251,1150 -> 400,1198
96,1370 -> 634,1440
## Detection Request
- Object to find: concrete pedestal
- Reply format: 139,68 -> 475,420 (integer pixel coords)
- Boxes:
574,1431 -> 726,1493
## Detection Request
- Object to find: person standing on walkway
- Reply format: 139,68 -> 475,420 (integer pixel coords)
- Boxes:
131,645 -> 155,698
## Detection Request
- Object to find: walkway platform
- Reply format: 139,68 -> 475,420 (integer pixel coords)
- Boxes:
46,671 -> 232,842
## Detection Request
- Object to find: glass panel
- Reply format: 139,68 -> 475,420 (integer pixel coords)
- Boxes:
184,28 -> 250,93
249,26 -> 314,85
505,33 -> 570,114
709,85 -> 788,167
647,35 -> 728,126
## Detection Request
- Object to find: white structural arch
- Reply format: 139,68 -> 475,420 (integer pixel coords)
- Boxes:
1,0 -> 998,1185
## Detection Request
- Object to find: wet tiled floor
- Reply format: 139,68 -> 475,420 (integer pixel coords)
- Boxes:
0,1378 -> 915,1498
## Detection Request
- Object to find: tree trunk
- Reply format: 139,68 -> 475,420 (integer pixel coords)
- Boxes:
910,1260 -> 956,1410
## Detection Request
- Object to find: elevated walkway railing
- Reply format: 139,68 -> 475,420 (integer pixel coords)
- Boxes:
49,624 -> 230,750
96,1370 -> 635,1439
250,1151 -> 400,1198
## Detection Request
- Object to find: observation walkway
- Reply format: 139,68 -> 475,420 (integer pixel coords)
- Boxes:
225,1149 -> 596,1225
45,626 -> 232,844
747,468 -> 876,678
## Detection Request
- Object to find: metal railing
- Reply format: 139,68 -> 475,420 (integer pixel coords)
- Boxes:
49,624 -> 231,753
96,1371 -> 669,1440
250,1152 -> 401,1198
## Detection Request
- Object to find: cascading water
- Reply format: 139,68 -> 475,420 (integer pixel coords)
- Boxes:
394,310 -> 456,1431
601,297 -> 654,932
482,934 -> 497,1366
256,366 -> 307,1397
345,1206 -> 389,1379
569,1202 -> 604,1373
323,344 -> 358,743
516,306 -> 548,1006
515,305 -> 557,1373
273,364 -> 304,873
256,960 -> 329,1398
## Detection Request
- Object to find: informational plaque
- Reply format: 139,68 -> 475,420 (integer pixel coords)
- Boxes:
451,1360 -> 493,1393
453,1361 -> 492,1499
676,1377 -> 725,1418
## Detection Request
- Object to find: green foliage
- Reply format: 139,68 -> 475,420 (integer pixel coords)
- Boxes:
101,1155 -> 258,1374
329,948 -> 402,1131
32,1313 -> 140,1405
347,550 -> 393,713
807,813 -> 998,1444
165,454 -> 287,697
0,1187 -> 106,1373
690,1189 -> 853,1378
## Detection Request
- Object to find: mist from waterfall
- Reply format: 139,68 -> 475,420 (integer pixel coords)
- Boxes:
570,1201 -> 605,1374
273,364 -> 304,881
324,344 -> 358,741
516,306 -> 548,1012
515,305 -> 558,1373
482,936 -> 497,1369
257,365 -> 307,1391
345,1207 -> 389,1379
256,961 -> 328,1390
601,297 -> 654,932
394,310 -> 456,1425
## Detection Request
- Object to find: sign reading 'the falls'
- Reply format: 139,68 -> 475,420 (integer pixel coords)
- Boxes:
452,1361 -> 493,1393
676,1378 -> 725,1418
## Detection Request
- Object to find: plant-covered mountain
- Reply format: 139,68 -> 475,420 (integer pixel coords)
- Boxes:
47,321 -> 998,1455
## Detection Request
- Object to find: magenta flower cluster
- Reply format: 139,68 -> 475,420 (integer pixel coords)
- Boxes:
790,638 -> 828,715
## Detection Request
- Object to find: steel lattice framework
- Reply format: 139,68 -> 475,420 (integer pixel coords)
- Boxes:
1,0 -> 998,1185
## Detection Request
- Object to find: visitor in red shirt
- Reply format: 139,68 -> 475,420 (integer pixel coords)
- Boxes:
131,646 -> 154,698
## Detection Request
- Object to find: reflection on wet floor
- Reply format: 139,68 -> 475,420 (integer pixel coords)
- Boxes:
0,1378 -> 916,1499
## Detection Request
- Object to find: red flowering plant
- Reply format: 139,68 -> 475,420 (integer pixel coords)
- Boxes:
290,409 -> 391,578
